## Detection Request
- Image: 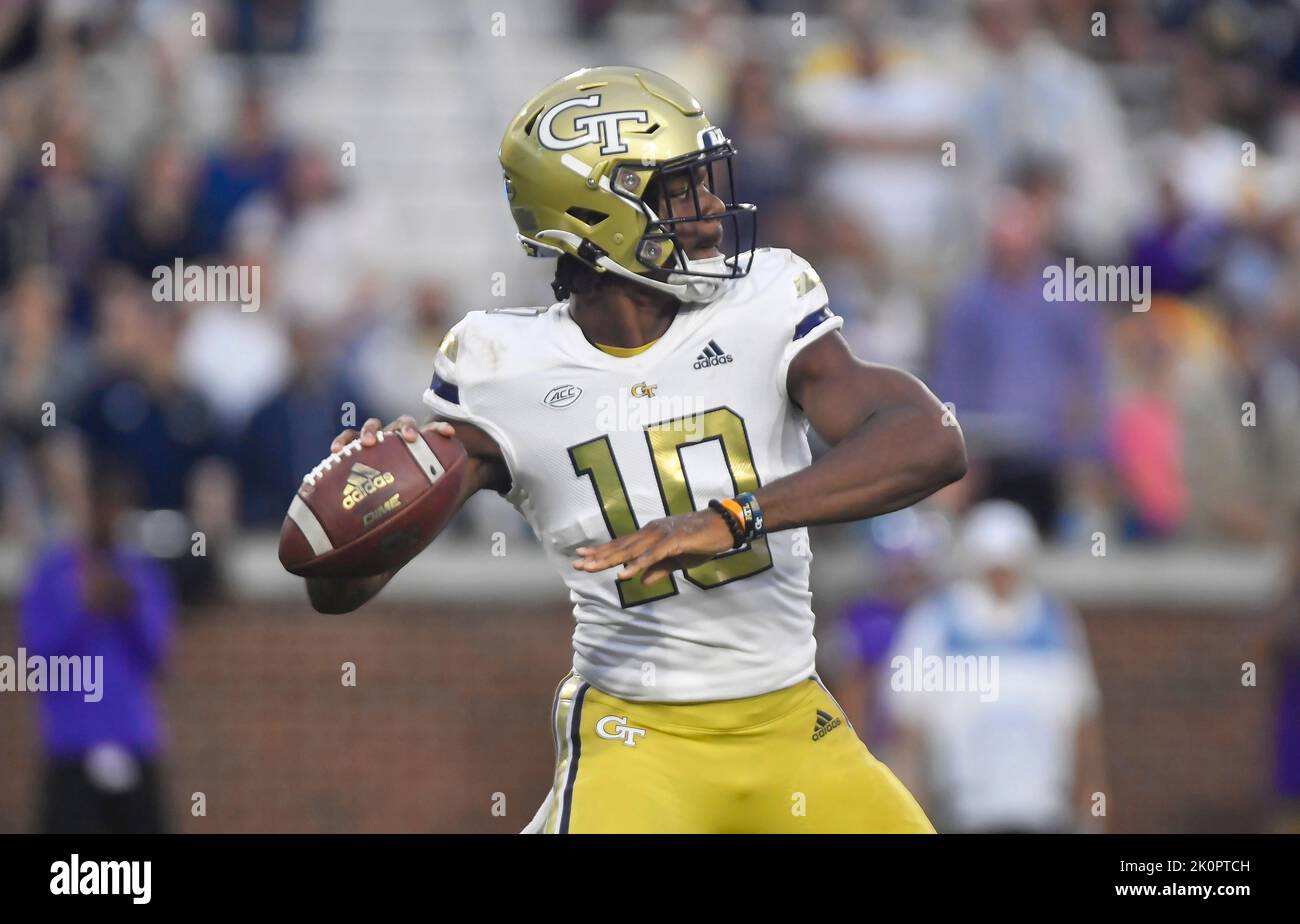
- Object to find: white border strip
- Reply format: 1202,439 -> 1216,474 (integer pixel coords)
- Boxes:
287,495 -> 333,556
403,435 -> 445,484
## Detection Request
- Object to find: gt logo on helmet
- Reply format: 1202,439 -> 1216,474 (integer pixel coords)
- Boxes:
537,94 -> 649,155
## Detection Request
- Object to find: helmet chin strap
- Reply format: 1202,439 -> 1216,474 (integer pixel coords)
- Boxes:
525,230 -> 738,304
593,253 -> 727,304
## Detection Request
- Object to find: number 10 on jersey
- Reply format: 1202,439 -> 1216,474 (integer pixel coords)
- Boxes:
568,407 -> 773,607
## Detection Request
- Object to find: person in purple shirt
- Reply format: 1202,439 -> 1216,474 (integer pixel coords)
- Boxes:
930,184 -> 1109,536
20,463 -> 175,833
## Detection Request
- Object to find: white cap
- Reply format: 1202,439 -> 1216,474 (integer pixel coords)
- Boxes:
959,500 -> 1040,570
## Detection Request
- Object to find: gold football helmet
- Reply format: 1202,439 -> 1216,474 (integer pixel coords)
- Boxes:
499,66 -> 756,302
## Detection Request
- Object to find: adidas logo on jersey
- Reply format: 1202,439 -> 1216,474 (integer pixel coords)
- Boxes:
693,339 -> 733,369
812,709 -> 842,741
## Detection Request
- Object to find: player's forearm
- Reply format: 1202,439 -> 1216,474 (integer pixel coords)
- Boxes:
756,404 -> 966,532
305,570 -> 396,614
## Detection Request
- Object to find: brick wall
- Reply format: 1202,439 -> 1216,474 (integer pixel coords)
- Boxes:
1081,607 -> 1282,833
0,600 -> 1284,833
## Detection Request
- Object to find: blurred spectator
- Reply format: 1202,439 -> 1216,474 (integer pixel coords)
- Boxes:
20,453 -> 175,834
103,133 -> 213,280
223,0 -> 316,55
73,268 -> 222,512
52,0 -> 180,176
883,501 -> 1106,833
177,201 -> 291,433
236,320 -> 370,525
1140,63 -> 1250,222
0,136 -> 18,292
1180,306 -> 1300,542
6,107 -> 115,324
930,187 -> 1109,536
0,1 -> 41,75
0,265 -> 91,437
829,507 -> 949,744
571,0 -> 618,40
638,0 -> 742,116
819,208 -> 928,373
235,144 -> 384,332
956,0 -> 1134,260
353,279 -> 453,423
193,89 -> 293,253
0,266 -> 92,538
1129,176 -> 1229,297
177,296 -> 292,435
722,56 -> 808,220
795,0 -> 963,278
1109,294 -> 1296,544
1108,304 -> 1186,539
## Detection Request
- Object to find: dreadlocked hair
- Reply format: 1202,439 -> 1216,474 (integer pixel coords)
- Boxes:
552,253 -> 617,301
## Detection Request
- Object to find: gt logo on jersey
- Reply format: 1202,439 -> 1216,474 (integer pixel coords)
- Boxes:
537,94 -> 649,155
596,715 -> 647,747
630,382 -> 657,399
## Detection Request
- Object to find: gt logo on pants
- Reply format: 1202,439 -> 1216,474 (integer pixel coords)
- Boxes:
595,715 -> 647,747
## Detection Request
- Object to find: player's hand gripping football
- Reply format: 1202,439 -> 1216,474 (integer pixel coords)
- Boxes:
573,509 -> 738,587
330,415 -> 458,453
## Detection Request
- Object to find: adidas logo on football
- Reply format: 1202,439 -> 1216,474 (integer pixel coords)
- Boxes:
811,709 -> 842,741
693,339 -> 733,369
342,462 -> 396,511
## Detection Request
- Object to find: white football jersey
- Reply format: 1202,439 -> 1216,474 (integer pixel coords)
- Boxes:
422,248 -> 843,702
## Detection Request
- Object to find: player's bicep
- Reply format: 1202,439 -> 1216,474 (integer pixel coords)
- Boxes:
787,332 -> 946,446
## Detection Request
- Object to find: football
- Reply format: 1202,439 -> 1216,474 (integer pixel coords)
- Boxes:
278,429 -> 469,579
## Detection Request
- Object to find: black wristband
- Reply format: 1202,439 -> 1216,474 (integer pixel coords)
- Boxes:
708,499 -> 747,549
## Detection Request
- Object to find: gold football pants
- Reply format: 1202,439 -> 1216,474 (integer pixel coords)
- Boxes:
524,671 -> 935,834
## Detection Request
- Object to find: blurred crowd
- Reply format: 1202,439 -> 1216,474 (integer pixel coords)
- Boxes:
1,0 -> 1298,576
686,0 -> 1300,548
2,0 -> 1299,835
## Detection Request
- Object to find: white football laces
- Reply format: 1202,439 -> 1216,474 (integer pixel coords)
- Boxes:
302,430 -> 385,488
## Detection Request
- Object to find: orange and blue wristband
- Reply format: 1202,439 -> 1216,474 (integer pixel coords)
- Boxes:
708,492 -> 765,549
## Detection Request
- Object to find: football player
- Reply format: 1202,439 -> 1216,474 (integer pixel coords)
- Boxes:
307,67 -> 966,833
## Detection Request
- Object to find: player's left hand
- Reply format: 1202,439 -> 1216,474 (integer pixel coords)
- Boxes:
573,509 -> 736,586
